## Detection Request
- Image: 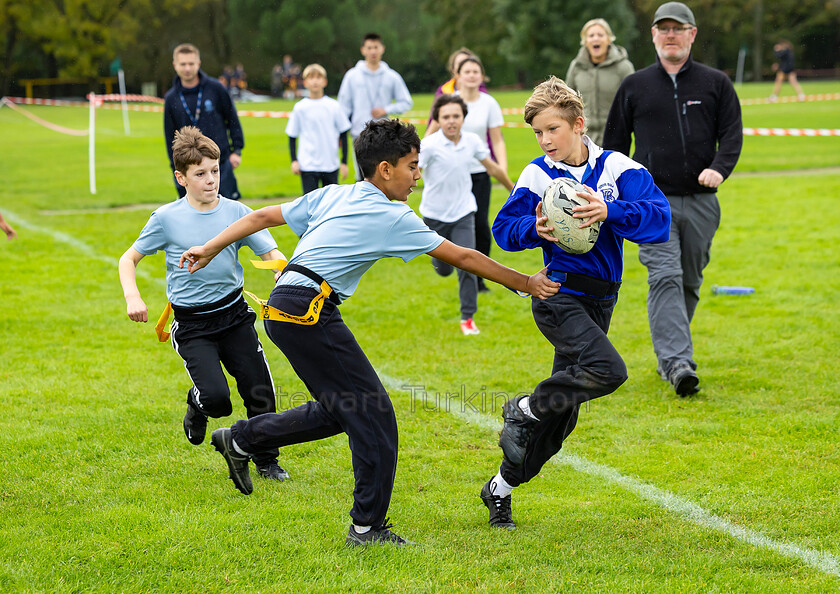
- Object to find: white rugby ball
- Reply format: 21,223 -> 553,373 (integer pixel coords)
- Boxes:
541,177 -> 601,254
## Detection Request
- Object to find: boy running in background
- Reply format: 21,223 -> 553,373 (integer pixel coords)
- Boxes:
118,126 -> 289,482
420,94 -> 514,335
180,119 -> 558,546
286,64 -> 352,194
482,76 -> 670,529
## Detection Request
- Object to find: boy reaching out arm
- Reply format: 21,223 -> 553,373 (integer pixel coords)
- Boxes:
183,202 -> 553,300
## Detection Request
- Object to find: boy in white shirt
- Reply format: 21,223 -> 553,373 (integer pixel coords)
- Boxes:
419,95 -> 514,335
286,64 -> 352,194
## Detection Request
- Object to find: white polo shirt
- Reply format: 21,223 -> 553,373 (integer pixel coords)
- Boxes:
459,92 -> 505,174
285,95 -> 351,172
419,130 -> 489,223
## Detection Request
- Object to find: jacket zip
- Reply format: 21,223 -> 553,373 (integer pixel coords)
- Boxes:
673,79 -> 687,154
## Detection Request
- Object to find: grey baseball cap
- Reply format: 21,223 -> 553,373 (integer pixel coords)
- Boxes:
653,2 -> 696,26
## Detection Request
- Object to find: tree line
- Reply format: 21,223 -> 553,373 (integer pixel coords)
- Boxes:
2,0 -> 838,98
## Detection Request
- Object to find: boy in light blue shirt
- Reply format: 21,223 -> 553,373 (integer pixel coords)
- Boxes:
180,119 -> 559,546
118,126 -> 288,482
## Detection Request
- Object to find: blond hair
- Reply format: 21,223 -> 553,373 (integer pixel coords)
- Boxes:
523,76 -> 587,134
173,43 -> 200,60
302,63 -> 327,79
171,126 -> 220,174
579,18 -> 616,46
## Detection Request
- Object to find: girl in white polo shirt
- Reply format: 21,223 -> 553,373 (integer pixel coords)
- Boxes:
419,95 -> 513,335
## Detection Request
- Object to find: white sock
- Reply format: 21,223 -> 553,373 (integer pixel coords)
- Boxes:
232,438 -> 250,457
352,525 -> 371,534
517,396 -> 539,420
489,472 -> 514,499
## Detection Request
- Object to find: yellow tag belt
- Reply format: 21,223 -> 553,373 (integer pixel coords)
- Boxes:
155,258 -> 335,342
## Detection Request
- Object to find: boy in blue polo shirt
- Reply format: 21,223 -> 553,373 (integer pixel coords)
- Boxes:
180,119 -> 559,546
481,76 -> 670,529
420,94 -> 514,335
286,63 -> 351,194
118,126 -> 288,481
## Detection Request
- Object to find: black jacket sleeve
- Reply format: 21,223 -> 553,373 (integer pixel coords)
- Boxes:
288,136 -> 297,162
163,98 -> 177,170
603,81 -> 633,156
709,77 -> 743,180
339,131 -> 348,164
218,88 -> 244,154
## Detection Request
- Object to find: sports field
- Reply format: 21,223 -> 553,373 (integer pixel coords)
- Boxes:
1,81 -> 839,592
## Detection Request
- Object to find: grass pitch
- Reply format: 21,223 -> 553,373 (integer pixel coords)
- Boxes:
0,81 -> 839,592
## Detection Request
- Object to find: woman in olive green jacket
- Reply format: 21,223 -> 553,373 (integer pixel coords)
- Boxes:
565,18 -> 634,145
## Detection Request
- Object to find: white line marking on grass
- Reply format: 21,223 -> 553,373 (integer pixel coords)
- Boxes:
558,452 -> 840,578
380,376 -> 840,578
3,209 -> 163,285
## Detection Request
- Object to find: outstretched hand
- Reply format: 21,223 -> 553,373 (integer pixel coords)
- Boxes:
179,245 -> 219,273
526,268 -> 560,300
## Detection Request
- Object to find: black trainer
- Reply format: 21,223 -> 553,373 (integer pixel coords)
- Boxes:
345,519 -> 414,546
480,479 -> 516,530
210,428 -> 253,495
183,391 -> 208,446
670,362 -> 700,396
498,396 -> 537,466
256,462 -> 290,481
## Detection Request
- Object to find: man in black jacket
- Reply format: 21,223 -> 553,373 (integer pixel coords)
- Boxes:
603,2 -> 742,396
164,44 -> 245,200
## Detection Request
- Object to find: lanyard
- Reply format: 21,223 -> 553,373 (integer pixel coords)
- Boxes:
179,87 -> 202,125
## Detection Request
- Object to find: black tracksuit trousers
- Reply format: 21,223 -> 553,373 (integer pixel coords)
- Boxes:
500,293 -> 628,486
170,295 -> 279,467
230,286 -> 398,527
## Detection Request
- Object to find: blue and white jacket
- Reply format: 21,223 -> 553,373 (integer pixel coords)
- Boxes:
493,137 -> 670,293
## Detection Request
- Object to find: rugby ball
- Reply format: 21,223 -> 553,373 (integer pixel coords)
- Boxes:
541,177 -> 600,254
